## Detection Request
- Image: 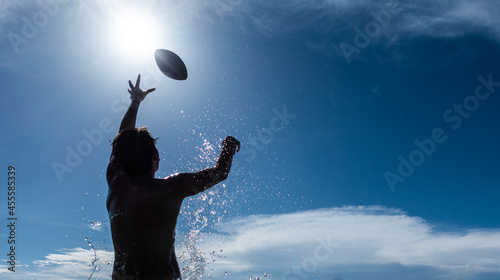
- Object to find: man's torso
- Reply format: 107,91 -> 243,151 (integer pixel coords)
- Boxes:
107,170 -> 183,279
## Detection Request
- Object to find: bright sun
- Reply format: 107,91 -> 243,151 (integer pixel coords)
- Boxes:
110,9 -> 161,58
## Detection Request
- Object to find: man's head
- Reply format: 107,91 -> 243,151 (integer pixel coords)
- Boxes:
111,127 -> 159,178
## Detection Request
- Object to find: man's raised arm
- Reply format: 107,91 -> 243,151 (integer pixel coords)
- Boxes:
108,75 -> 155,178
119,74 -> 155,132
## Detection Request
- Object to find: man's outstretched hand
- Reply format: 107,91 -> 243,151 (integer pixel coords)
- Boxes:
128,74 -> 155,103
223,136 -> 241,155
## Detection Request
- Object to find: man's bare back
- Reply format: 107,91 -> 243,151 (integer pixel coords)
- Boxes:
107,75 -> 240,279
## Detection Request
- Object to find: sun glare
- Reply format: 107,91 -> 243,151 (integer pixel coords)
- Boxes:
110,9 -> 161,59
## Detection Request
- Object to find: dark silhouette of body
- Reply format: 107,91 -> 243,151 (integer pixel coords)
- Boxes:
107,75 -> 240,279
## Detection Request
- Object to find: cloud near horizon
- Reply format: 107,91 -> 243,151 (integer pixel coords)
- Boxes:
2,206 -> 499,279
195,206 -> 500,279
0,248 -> 113,280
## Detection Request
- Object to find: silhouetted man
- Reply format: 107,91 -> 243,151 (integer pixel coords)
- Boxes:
107,75 -> 240,279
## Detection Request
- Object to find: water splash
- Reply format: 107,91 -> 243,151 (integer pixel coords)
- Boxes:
90,220 -> 102,227
179,229 -> 207,279
249,273 -> 270,280
85,236 -> 99,280
177,138 -> 233,279
179,195 -> 224,279
85,219 -> 113,279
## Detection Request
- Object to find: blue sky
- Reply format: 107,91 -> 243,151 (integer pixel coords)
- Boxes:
1,0 -> 500,279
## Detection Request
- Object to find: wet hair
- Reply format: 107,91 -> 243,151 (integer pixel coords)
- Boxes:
111,127 -> 159,177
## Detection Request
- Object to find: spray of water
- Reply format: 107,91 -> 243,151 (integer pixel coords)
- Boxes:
85,219 -> 113,279
85,236 -> 99,280
177,137 -> 233,279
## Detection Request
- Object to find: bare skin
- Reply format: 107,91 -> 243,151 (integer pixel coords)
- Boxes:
107,75 -> 240,279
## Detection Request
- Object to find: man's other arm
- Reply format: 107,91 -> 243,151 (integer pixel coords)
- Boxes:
163,136 -> 240,197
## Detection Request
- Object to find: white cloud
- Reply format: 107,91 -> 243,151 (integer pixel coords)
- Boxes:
191,0 -> 500,61
0,248 -> 113,280
2,206 -> 498,279
3,0 -> 500,42
181,206 -> 500,279
3,0 -> 500,63
238,0 -> 500,39
393,0 -> 500,39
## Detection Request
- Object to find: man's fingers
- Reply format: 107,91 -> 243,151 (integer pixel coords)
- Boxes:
128,80 -> 134,89
146,88 -> 156,94
135,74 -> 141,87
233,138 -> 241,150
224,136 -> 241,153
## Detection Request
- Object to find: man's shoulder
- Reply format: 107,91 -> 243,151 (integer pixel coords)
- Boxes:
156,173 -> 195,188
150,175 -> 178,189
